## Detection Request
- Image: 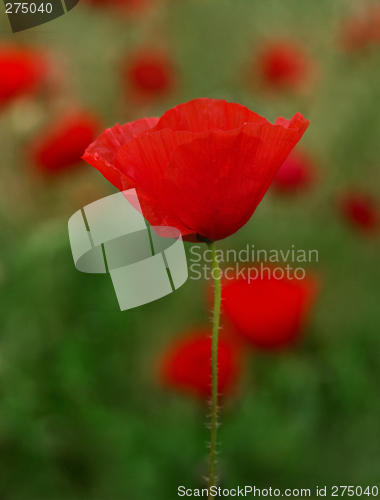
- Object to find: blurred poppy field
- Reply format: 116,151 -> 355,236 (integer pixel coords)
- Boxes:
1,0 -> 380,499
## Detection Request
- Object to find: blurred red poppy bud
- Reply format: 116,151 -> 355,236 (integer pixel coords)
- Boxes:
271,149 -> 315,194
0,45 -> 48,110
159,330 -> 241,400
31,111 -> 101,174
256,40 -> 315,92
342,18 -> 369,52
220,267 -> 319,350
339,191 -> 380,233
123,49 -> 175,100
87,0 -> 150,12
341,6 -> 380,52
83,98 -> 309,242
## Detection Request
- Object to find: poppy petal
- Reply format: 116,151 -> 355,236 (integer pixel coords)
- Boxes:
161,118 -> 309,241
150,98 -> 269,134
252,116 -> 310,207
120,182 -> 197,239
114,128 -> 197,199
83,117 -> 158,190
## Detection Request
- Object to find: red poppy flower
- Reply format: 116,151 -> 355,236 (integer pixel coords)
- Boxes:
31,111 -> 101,174
339,191 -> 379,233
255,41 -> 314,92
342,18 -> 369,52
87,0 -> 150,12
83,98 -> 309,242
220,267 -> 319,350
159,330 -> 241,400
123,49 -> 175,100
0,45 -> 47,110
271,149 -> 315,194
341,6 -> 380,52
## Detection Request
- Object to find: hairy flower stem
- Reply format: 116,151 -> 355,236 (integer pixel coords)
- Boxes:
207,241 -> 222,497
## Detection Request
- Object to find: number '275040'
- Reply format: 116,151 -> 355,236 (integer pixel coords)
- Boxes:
5,3 -> 53,13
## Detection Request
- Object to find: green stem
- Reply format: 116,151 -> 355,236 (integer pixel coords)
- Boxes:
207,241 -> 222,497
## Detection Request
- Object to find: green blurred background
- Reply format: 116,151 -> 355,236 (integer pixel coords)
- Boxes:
1,0 -> 380,498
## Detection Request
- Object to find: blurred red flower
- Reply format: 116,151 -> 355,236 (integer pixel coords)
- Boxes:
255,41 -> 314,92
83,98 -> 309,242
271,149 -> 315,194
31,111 -> 101,174
159,330 -> 241,400
339,191 -> 379,233
341,6 -> 380,52
123,49 -> 175,101
0,45 -> 47,110
87,0 -> 150,12
220,267 -> 319,350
